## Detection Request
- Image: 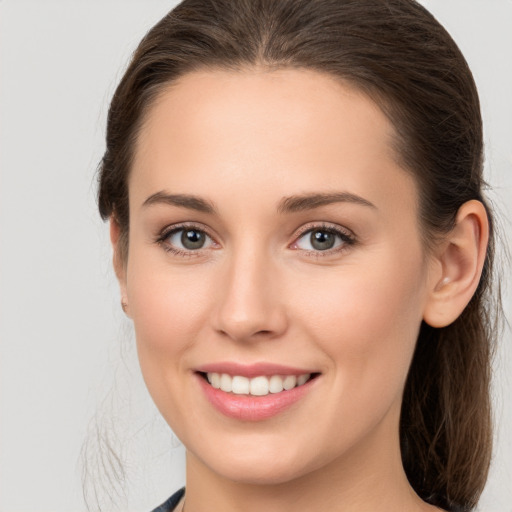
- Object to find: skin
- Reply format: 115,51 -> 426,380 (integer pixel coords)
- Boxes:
111,68 -> 488,512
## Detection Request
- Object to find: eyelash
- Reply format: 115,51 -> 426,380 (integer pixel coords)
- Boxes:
292,222 -> 356,257
155,222 -> 356,258
155,222 -> 217,258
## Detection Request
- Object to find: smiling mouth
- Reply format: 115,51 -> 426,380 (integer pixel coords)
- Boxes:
199,372 -> 319,397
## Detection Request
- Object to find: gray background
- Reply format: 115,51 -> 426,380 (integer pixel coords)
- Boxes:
0,1 -> 510,511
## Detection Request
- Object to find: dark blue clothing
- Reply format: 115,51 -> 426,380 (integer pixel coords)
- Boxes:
153,487 -> 454,511
151,488 -> 185,512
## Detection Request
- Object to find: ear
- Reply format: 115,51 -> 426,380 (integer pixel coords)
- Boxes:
110,217 -> 129,315
423,200 -> 489,328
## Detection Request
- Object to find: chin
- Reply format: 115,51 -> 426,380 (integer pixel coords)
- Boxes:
210,459 -> 309,486
190,435 -> 329,486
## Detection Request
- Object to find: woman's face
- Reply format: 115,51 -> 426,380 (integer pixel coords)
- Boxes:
119,69 -> 436,484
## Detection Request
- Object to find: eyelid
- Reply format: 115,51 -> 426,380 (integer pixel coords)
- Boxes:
289,222 -> 357,255
292,222 -> 354,240
154,221 -> 356,257
159,221 -> 216,241
156,222 -> 220,256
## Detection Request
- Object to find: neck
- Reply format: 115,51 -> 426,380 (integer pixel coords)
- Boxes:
182,406 -> 437,512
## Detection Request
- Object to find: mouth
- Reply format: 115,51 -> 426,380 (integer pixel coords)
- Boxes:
194,362 -> 321,420
198,371 -> 318,397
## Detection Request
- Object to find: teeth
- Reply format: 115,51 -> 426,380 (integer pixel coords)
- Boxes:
269,375 -> 284,393
206,372 -> 311,396
232,376 -> 250,395
220,373 -> 232,392
283,375 -> 297,390
297,374 -> 309,386
250,376 -> 269,396
210,372 -> 221,389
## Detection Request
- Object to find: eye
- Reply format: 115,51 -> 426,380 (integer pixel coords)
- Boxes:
158,224 -> 216,255
293,226 -> 355,253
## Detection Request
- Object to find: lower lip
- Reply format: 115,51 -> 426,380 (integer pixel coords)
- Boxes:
197,374 -> 317,421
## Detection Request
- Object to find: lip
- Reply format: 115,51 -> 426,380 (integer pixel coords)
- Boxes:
195,365 -> 319,422
195,361 -> 316,378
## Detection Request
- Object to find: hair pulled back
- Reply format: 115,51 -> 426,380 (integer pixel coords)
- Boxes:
98,1 -> 497,510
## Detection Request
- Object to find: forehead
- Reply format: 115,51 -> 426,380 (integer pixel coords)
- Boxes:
130,68 -> 416,215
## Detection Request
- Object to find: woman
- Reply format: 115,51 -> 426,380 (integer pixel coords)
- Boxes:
97,1 -> 498,511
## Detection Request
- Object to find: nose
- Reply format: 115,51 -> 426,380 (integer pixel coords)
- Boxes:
212,246 -> 288,343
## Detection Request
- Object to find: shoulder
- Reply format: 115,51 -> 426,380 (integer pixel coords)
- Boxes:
150,488 -> 185,512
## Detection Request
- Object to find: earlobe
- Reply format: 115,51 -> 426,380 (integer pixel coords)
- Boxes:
423,200 -> 489,328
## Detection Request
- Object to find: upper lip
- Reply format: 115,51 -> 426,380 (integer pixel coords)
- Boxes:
195,362 -> 318,378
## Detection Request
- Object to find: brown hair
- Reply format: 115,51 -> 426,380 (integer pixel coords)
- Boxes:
97,1 -> 498,510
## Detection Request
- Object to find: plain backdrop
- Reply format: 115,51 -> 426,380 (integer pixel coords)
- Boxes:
0,1 -> 511,511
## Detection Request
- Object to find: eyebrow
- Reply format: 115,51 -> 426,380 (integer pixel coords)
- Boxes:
276,192 -> 376,213
142,191 -> 216,214
142,190 -> 376,214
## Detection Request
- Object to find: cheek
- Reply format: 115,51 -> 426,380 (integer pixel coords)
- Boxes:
124,253 -> 215,404
128,270 -> 209,350
292,251 -> 426,401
